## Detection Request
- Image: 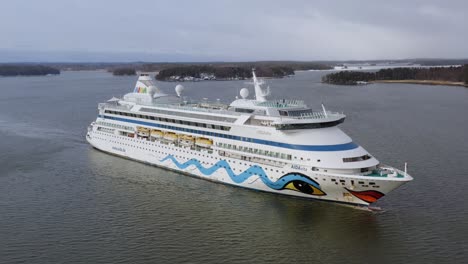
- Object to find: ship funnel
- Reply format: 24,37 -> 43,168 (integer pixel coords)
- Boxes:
134,73 -> 160,96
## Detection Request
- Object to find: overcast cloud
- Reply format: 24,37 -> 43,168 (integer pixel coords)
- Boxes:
0,0 -> 467,61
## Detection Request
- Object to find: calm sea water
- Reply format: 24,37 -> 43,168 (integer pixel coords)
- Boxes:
1,71 -> 468,263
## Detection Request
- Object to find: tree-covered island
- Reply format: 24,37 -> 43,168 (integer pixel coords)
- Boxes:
156,65 -> 296,81
322,65 -> 468,86
112,67 -> 136,76
0,65 -> 60,76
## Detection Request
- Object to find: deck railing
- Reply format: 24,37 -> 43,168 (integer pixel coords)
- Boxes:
101,100 -> 343,122
254,99 -> 306,108
289,111 -> 344,120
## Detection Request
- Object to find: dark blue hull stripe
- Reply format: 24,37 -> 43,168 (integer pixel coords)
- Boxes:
98,115 -> 359,151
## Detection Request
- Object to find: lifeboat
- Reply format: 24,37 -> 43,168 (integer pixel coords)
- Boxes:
180,134 -> 195,141
179,134 -> 195,146
136,126 -> 150,137
150,129 -> 163,138
195,137 -> 213,148
163,132 -> 178,141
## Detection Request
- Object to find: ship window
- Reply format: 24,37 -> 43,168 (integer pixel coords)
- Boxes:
275,119 -> 344,130
235,108 -> 254,113
343,155 -> 371,163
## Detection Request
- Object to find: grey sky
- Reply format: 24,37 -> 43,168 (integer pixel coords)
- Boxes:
1,0 -> 467,62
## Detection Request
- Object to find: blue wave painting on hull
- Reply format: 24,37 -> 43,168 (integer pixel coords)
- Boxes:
159,155 -> 326,195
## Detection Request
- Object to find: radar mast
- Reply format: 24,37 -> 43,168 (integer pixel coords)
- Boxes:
252,69 -> 270,102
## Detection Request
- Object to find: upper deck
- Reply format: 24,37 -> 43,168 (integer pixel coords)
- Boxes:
100,69 -> 346,130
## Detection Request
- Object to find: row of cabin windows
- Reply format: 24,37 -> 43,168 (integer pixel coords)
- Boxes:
140,107 -> 237,123
278,109 -> 313,117
217,142 -> 292,160
330,178 -> 380,188
96,127 -> 114,133
105,110 -> 231,131
218,150 -> 287,168
274,119 -> 345,130
343,155 -> 371,163
97,121 -> 133,131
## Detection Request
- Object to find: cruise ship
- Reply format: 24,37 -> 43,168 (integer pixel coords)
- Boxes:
86,71 -> 413,207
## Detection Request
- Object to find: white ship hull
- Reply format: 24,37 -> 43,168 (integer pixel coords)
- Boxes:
87,128 -> 408,206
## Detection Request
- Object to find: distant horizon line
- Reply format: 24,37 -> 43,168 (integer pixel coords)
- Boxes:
1,58 -> 468,64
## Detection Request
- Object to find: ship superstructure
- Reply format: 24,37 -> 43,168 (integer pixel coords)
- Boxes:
86,71 -> 412,206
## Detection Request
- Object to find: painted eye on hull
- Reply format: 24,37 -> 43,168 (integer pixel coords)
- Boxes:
284,180 -> 326,196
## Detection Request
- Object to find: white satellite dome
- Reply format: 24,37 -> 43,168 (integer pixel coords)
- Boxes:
240,88 -> 249,99
175,84 -> 184,97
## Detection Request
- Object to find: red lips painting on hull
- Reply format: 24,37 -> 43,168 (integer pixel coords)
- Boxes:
345,188 -> 385,203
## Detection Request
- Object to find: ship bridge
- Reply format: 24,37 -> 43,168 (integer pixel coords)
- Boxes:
229,97 -> 345,130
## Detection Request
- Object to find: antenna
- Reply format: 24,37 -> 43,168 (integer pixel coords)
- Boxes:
252,68 -> 269,102
321,103 -> 328,117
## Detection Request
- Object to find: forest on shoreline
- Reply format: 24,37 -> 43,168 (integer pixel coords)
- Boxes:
110,62 -> 334,80
111,68 -> 136,76
155,65 -> 295,81
0,65 -> 60,76
322,66 -> 468,86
